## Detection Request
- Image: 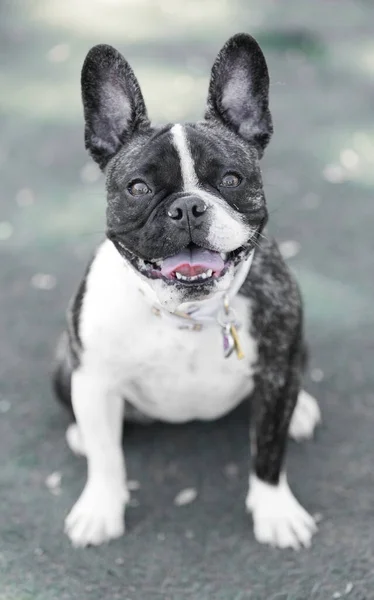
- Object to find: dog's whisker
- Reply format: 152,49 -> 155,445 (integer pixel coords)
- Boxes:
248,236 -> 262,251
255,231 -> 270,242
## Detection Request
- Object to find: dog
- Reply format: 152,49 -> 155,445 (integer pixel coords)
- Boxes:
53,33 -> 321,549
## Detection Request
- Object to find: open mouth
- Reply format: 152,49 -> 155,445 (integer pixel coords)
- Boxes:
115,242 -> 252,285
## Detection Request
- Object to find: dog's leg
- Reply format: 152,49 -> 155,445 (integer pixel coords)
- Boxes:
65,399 -> 154,457
246,338 -> 317,550
64,367 -> 128,547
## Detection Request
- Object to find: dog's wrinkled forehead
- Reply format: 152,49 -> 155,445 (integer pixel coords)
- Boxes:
109,125 -> 181,187
110,122 -> 259,191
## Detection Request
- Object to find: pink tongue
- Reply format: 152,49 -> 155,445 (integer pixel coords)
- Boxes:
161,247 -> 225,278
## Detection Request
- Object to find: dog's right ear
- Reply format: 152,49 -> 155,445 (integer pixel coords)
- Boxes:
81,45 -> 150,170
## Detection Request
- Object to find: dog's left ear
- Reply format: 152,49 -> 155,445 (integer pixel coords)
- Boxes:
81,44 -> 150,170
205,34 -> 273,158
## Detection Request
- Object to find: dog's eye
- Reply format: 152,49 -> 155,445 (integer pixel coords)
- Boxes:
128,180 -> 151,197
220,173 -> 242,188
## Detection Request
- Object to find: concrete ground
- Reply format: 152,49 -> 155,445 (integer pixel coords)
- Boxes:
1,1 -> 374,598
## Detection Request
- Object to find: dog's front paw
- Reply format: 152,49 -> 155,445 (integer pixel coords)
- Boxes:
65,481 -> 129,547
246,474 -> 317,550
289,390 -> 321,442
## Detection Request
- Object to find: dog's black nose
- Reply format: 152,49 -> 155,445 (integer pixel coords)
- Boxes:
168,196 -> 207,229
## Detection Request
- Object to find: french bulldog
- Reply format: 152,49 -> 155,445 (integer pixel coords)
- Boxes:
53,33 -> 321,549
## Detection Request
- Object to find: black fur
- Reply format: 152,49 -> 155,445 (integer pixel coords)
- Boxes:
53,332 -> 75,415
241,240 -> 305,484
69,269 -> 88,351
53,257 -> 94,410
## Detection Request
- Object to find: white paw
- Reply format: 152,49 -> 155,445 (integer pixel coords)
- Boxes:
65,481 -> 129,547
66,423 -> 86,456
289,390 -> 321,442
246,474 -> 317,550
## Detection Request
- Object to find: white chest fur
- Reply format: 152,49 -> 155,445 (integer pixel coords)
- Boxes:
80,241 -> 257,423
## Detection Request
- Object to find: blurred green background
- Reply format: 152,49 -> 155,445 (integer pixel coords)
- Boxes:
1,1 -> 374,599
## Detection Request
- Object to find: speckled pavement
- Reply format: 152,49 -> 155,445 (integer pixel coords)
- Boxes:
1,1 -> 374,598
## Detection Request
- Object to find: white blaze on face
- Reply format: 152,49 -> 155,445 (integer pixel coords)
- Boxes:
170,124 -> 250,252
170,123 -> 199,188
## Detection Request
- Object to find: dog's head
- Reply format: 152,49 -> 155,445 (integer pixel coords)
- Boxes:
81,34 -> 272,310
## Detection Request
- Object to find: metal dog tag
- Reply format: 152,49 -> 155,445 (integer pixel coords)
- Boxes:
222,323 -> 235,358
218,295 -> 245,360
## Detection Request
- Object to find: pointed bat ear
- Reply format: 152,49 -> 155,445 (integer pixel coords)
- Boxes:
205,34 -> 273,158
81,44 -> 150,169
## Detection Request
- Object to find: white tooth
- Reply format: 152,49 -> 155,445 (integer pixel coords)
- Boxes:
175,272 -> 210,282
220,253 -> 227,260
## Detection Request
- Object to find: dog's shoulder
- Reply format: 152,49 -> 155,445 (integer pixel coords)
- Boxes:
240,233 -> 302,335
